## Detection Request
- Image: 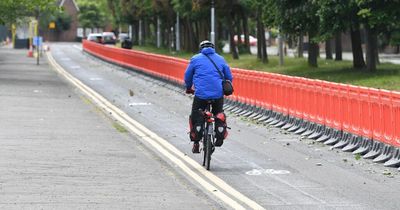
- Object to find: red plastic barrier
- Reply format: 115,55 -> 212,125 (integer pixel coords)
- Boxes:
358,87 -> 372,138
314,80 -> 327,126
291,77 -> 304,119
306,78 -> 317,123
369,89 -> 383,142
83,40 -> 188,85
286,77 -> 298,118
381,90 -> 394,145
83,40 -> 400,149
331,83 -> 343,131
392,92 -> 400,147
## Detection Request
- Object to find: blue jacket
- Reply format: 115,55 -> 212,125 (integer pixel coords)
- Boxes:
184,47 -> 233,100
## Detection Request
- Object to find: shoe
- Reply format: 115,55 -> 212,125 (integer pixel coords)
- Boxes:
192,142 -> 200,153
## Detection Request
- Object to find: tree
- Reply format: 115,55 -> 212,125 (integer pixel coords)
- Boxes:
78,2 -> 107,33
245,0 -> 270,63
0,0 -> 55,25
172,0 -> 199,52
217,0 -> 240,59
390,30 -> 400,54
356,0 -> 400,71
317,0 -> 365,69
275,0 -> 320,67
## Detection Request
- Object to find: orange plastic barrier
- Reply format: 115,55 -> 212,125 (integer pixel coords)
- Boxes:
82,40 -> 400,149
83,40 -> 187,86
392,92 -> 400,147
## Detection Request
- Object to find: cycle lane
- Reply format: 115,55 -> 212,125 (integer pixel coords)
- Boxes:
51,43 -> 400,210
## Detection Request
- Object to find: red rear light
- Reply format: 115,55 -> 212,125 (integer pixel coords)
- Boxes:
204,111 -> 212,117
204,111 -> 214,122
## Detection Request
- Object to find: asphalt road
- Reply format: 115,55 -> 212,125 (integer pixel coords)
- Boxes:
47,43 -> 400,209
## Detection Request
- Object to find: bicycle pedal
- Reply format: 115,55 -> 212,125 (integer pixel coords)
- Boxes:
226,126 -> 231,129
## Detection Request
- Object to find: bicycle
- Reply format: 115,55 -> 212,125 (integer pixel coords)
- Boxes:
201,100 -> 216,170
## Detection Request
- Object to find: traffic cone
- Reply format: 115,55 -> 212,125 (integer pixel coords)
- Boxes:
27,45 -> 33,57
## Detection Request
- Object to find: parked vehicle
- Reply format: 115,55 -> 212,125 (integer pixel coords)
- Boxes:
118,33 -> 129,42
102,32 -> 116,45
86,33 -> 103,43
234,34 -> 257,46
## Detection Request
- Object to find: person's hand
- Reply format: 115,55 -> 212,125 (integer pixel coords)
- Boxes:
185,88 -> 194,94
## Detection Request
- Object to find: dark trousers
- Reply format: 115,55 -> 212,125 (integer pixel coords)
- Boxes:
189,96 -> 226,143
191,96 -> 224,116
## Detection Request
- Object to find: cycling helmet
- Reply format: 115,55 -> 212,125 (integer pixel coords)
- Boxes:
199,40 -> 214,49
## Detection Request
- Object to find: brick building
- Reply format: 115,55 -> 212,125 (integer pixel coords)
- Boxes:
42,0 -> 80,42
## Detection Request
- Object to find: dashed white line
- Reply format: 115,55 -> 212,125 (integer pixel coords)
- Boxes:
73,45 -> 83,51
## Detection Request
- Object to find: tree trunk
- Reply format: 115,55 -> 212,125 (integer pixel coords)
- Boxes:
185,18 -> 196,53
365,25 -> 377,71
308,32 -> 318,67
229,12 -> 239,59
134,20 -> 139,45
256,17 -> 262,59
375,44 -> 380,65
335,32 -> 342,61
143,19 -> 147,45
242,10 -> 250,54
350,24 -> 365,69
308,42 -> 318,67
298,33 -> 304,58
194,21 -> 199,41
325,39 -> 333,60
260,21 -> 268,63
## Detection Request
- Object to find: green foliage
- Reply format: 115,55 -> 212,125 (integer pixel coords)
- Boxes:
0,0 -> 56,25
390,31 -> 400,46
355,0 -> 400,31
316,0 -> 353,41
78,2 -> 107,28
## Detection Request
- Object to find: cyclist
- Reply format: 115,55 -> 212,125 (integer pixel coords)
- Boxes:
184,40 -> 233,153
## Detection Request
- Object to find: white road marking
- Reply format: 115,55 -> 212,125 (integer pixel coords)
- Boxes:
73,45 -> 83,51
246,169 -> 291,176
71,65 -> 81,69
47,51 -> 266,210
129,102 -> 152,106
89,77 -> 103,81
60,58 -> 71,61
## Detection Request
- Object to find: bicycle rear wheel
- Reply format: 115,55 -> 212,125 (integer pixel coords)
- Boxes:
205,134 -> 212,170
202,136 -> 207,166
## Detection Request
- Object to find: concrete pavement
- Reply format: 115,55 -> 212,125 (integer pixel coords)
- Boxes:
0,47 -> 223,209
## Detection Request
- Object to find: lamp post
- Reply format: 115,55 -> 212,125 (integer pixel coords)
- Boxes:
176,12 -> 180,51
157,17 -> 161,48
36,6 -> 40,65
210,0 -> 215,45
278,28 -> 284,66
